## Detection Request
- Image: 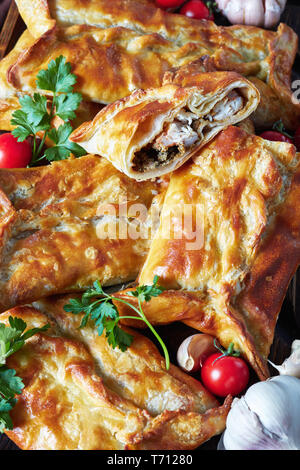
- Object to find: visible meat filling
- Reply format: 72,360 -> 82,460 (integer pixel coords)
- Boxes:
132,144 -> 183,173
133,113 -> 198,173
133,91 -> 244,172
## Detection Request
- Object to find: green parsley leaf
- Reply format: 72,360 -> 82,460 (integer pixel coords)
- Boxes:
64,287 -> 130,349
54,92 -> 82,122
11,109 -> 50,143
91,301 -> 118,321
0,397 -> 16,432
82,281 -> 105,301
0,318 -> 50,433
18,94 -> 50,127
63,298 -> 88,315
104,319 -> 133,352
44,123 -> 86,161
128,275 -> 165,302
36,56 -> 77,93
0,317 -> 50,365
0,367 -> 24,399
8,316 -> 27,334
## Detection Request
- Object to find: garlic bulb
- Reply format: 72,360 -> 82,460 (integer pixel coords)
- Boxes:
216,0 -> 287,29
177,334 -> 216,372
268,340 -> 300,377
219,375 -> 300,450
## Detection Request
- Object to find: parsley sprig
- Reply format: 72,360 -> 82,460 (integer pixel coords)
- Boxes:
0,317 -> 50,432
64,276 -> 170,369
11,56 -> 86,165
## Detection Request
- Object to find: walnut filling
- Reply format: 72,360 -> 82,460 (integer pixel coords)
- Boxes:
132,91 -> 244,172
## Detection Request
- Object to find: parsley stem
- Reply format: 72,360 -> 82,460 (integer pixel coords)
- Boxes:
138,296 -> 170,371
117,316 -> 145,322
108,296 -> 143,317
32,136 -> 37,161
36,132 -> 47,160
109,295 -> 170,370
50,92 -> 56,119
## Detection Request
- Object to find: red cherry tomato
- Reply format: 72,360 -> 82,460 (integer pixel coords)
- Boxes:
259,130 -> 293,145
0,133 -> 32,168
201,353 -> 249,397
294,126 -> 300,151
155,0 -> 185,9
180,0 -> 214,20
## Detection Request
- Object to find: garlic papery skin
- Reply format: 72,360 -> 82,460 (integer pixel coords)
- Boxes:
268,339 -> 300,378
177,334 -> 216,372
220,376 -> 300,450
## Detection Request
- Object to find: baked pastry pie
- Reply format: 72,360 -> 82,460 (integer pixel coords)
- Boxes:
114,126 -> 300,380
0,155 -> 165,312
1,303 -> 231,449
70,71 -> 259,180
5,24 -> 212,105
15,0 -> 300,129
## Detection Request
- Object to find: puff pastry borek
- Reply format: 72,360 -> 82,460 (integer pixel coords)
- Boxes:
114,127 -> 300,380
70,72 -> 259,180
1,304 -> 231,450
15,0 -> 300,129
5,24 -> 213,106
0,155 -> 164,312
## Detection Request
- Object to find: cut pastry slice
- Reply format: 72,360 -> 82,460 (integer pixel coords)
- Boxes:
1,304 -> 231,450
15,0 -> 300,129
0,155 -> 165,312
114,126 -> 300,380
70,72 -> 259,180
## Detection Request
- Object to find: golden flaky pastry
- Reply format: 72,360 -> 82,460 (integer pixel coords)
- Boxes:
70,71 -> 259,180
0,31 -> 33,131
114,127 -> 300,380
5,25 -> 212,105
15,0 -> 300,129
0,155 -> 166,312
1,304 -> 231,450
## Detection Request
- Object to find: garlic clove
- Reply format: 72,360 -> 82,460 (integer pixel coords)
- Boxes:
177,334 -> 216,372
268,338 -> 300,378
216,0 -> 286,28
220,376 -> 300,450
264,0 -> 287,28
291,339 -> 300,353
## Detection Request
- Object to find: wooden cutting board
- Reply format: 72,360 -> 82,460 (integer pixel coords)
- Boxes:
0,0 -> 300,451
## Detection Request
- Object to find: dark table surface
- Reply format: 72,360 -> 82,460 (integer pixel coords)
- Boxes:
0,0 -> 300,452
